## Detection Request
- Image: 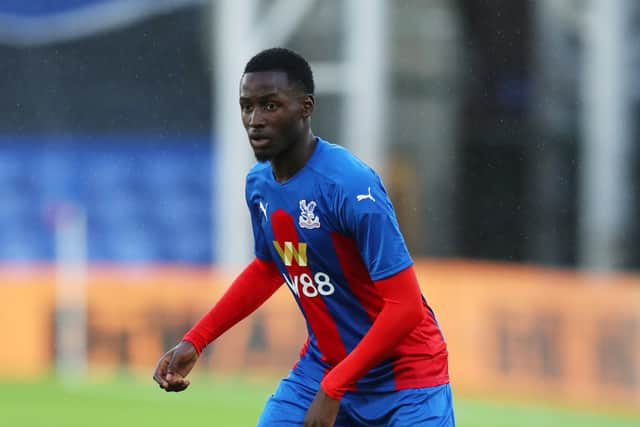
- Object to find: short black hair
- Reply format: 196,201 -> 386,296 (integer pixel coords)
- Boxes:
244,47 -> 314,95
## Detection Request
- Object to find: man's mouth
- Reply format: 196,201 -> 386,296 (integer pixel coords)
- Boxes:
250,137 -> 271,148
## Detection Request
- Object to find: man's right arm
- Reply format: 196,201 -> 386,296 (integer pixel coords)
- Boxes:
183,257 -> 283,353
153,258 -> 282,391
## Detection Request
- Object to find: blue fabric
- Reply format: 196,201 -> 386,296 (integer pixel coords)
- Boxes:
246,137 -> 412,281
257,370 -> 455,426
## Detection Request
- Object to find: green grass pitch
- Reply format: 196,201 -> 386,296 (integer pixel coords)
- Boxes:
2,375 -> 638,426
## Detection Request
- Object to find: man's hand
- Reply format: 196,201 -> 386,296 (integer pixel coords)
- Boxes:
303,388 -> 341,427
152,340 -> 199,392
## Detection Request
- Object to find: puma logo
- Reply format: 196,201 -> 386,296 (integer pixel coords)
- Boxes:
259,201 -> 268,220
356,187 -> 376,202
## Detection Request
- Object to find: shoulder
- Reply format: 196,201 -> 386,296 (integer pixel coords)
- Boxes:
312,139 -> 394,223
246,161 -> 271,187
247,160 -> 271,177
310,139 -> 379,192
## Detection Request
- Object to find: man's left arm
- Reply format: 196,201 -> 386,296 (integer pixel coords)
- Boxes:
322,265 -> 425,396
303,266 -> 425,426
303,173 -> 422,426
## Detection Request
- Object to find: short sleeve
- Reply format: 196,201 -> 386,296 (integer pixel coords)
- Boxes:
245,176 -> 272,261
336,171 -> 413,280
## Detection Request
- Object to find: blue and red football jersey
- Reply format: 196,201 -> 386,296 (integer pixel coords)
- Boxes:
245,138 -> 449,393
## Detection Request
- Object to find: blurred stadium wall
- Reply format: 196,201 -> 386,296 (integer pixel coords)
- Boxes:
2,262 -> 639,409
0,0 -> 638,415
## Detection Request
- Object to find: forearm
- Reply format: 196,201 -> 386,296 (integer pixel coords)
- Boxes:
320,266 -> 425,399
183,258 -> 282,353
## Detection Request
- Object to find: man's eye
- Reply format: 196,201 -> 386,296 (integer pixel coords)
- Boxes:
264,102 -> 278,111
241,104 -> 253,113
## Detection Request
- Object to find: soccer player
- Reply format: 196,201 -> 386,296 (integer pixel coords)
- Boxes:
153,47 -> 454,427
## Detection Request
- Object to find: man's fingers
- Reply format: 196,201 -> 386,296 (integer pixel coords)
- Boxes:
152,355 -> 171,388
163,378 -> 191,392
166,373 -> 189,386
165,351 -> 191,392
152,366 -> 168,387
153,373 -> 168,389
166,383 -> 189,392
155,372 -> 189,392
153,343 -> 197,393
166,352 -> 187,384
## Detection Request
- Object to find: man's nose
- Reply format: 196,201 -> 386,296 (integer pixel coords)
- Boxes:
249,109 -> 266,126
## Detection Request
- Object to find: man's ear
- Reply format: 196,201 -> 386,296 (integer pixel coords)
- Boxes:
301,95 -> 315,118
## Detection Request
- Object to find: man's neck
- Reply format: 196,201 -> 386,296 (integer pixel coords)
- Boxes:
271,131 -> 317,183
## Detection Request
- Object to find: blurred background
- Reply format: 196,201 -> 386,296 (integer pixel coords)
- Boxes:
1,1 -> 639,426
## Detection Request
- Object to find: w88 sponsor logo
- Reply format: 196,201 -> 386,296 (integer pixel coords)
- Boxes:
283,271 -> 335,298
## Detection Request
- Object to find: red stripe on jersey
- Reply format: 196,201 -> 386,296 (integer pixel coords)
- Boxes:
331,233 -> 449,391
391,348 -> 449,389
330,232 -> 383,322
392,302 -> 450,389
271,209 -> 347,365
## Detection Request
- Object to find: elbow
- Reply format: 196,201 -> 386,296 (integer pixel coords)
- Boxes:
409,301 -> 426,327
398,298 -> 426,332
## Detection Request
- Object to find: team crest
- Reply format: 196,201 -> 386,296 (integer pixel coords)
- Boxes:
298,200 -> 320,229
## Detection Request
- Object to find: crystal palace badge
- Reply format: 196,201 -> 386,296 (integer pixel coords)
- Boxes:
298,200 -> 320,229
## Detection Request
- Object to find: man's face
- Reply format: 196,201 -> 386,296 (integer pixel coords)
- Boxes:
239,71 -> 306,162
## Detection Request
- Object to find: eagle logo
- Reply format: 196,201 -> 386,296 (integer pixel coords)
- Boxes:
298,200 -> 320,229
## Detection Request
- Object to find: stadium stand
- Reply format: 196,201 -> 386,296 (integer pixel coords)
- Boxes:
0,135 -> 213,263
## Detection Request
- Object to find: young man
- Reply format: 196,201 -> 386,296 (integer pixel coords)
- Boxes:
153,47 -> 454,427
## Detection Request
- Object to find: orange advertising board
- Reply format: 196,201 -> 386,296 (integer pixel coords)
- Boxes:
0,260 -> 638,410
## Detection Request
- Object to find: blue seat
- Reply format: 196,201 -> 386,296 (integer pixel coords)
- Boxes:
152,192 -> 208,227
0,193 -> 32,222
87,191 -> 146,227
139,155 -> 193,193
0,152 -> 24,184
32,153 -> 77,200
0,136 -> 214,263
90,224 -> 160,262
162,226 -> 212,263
0,226 -> 53,260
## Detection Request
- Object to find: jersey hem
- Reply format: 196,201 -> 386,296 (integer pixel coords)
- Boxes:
390,375 -> 450,391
